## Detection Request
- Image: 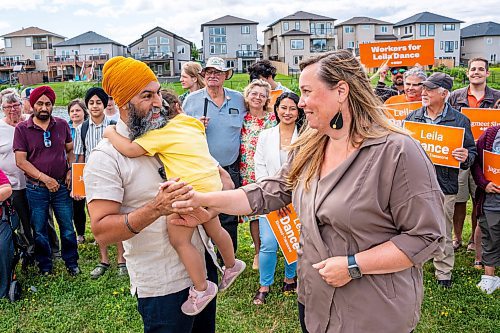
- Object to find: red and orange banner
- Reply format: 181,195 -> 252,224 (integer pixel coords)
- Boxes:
385,101 -> 422,126
71,163 -> 86,197
484,150 -> 500,185
461,108 -> 500,141
265,204 -> 301,265
359,39 -> 435,68
404,121 -> 465,168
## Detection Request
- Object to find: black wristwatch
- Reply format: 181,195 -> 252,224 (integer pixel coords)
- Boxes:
347,255 -> 362,279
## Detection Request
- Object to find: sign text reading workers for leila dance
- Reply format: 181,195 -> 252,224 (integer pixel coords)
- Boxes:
484,150 -> 500,185
461,108 -> 500,141
404,121 -> 465,168
265,204 -> 301,265
359,39 -> 435,68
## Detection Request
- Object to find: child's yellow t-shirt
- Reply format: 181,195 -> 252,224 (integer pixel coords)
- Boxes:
134,113 -> 222,193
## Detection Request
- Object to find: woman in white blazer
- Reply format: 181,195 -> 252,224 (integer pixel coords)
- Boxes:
252,92 -> 305,305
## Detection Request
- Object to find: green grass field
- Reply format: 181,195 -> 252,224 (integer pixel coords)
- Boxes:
0,208 -> 498,333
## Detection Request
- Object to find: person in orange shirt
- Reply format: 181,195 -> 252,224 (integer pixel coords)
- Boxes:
385,67 -> 427,104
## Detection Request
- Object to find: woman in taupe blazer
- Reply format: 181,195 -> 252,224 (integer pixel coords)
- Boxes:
171,50 -> 445,333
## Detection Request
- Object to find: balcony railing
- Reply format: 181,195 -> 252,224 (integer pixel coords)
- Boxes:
0,58 -> 36,70
47,53 -> 110,65
310,46 -> 336,53
131,52 -> 173,61
236,50 -> 260,58
310,28 -> 335,37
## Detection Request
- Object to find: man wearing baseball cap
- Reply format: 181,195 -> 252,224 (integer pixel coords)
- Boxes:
405,72 -> 477,288
13,86 -> 79,276
183,57 -> 245,252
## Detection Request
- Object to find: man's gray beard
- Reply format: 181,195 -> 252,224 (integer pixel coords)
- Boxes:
127,103 -> 169,140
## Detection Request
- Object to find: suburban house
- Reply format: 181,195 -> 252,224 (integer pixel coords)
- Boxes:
201,15 -> 259,73
263,11 -> 336,71
0,26 -> 65,82
460,21 -> 500,65
394,11 -> 463,67
129,26 -> 192,77
50,31 -> 127,81
335,17 -> 397,55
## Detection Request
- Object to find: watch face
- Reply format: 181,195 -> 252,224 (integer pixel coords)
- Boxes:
349,266 -> 362,279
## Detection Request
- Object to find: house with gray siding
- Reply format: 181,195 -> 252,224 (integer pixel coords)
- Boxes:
263,11 -> 336,71
460,22 -> 499,65
394,12 -> 463,66
335,17 -> 396,55
201,15 -> 259,73
50,31 -> 126,81
129,27 -> 192,77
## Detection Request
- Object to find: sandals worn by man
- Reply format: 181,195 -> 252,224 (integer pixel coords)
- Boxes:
90,263 -> 109,279
452,239 -> 462,251
253,289 -> 269,305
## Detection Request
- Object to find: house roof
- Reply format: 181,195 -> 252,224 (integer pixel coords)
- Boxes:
129,26 -> 192,47
461,21 -> 500,39
280,29 -> 311,37
1,26 -> 65,39
336,17 -> 392,27
54,31 -> 125,47
394,11 -> 463,27
201,15 -> 258,31
374,34 -> 398,41
268,11 -> 335,27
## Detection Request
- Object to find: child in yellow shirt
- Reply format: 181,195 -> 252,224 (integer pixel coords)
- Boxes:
104,91 -> 245,316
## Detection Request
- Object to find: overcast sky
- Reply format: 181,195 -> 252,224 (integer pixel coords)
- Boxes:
0,0 -> 498,48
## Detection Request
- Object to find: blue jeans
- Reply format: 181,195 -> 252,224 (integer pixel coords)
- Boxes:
137,251 -> 217,333
25,182 -> 78,272
259,216 -> 297,286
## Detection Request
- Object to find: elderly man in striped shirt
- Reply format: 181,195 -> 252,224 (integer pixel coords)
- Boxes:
73,87 -> 125,279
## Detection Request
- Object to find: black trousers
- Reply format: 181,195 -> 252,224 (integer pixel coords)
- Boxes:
220,159 -> 241,253
72,199 -> 86,236
10,189 -> 34,255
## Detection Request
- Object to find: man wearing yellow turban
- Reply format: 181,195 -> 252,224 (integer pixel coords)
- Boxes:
85,56 -> 218,333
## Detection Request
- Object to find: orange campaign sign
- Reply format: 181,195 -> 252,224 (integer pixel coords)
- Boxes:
265,204 -> 301,265
484,151 -> 500,185
270,89 -> 284,107
461,108 -> 500,141
359,39 -> 435,68
72,163 -> 86,197
385,101 -> 422,127
404,121 -> 465,168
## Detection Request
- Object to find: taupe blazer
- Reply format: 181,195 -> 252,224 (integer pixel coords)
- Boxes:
243,132 -> 445,333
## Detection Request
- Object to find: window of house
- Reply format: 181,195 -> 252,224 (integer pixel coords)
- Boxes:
4,38 -> 11,48
405,26 -> 408,34
455,41 -> 458,49
226,60 -> 235,68
461,39 -> 465,46
420,24 -> 426,36
345,26 -> 354,33
293,55 -> 303,65
140,48 -> 145,54
160,46 -> 170,54
295,21 -> 300,30
444,41 -> 454,53
491,54 -> 497,63
409,26 -> 413,33
347,41 -> 355,48
290,39 -> 304,50
209,27 -> 226,35
283,22 -> 289,31
381,26 -> 388,33
34,52 -> 41,60
210,44 -> 227,54
209,36 -> 226,43
25,37 -> 32,47
241,26 -> 250,34
148,37 -> 157,45
443,24 -> 455,31
241,44 -> 251,50
440,41 -> 444,50
160,37 -> 169,44
310,23 -> 314,33
311,39 -> 326,52
486,38 -> 493,45
177,45 -> 185,54
148,46 -> 157,54
428,24 -> 435,36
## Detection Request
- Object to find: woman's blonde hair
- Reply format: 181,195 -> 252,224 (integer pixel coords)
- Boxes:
287,50 -> 408,189
181,61 -> 205,89
243,79 -> 272,112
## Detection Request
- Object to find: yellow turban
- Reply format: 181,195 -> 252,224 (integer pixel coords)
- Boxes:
102,56 -> 158,109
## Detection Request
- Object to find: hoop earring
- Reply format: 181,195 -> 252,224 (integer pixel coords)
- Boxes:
329,104 -> 343,130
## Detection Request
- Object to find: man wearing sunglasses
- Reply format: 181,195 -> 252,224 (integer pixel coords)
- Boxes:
13,86 -> 79,276
375,65 -> 407,102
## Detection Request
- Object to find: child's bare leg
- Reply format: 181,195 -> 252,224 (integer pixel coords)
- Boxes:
167,214 -> 208,291
202,214 -> 236,268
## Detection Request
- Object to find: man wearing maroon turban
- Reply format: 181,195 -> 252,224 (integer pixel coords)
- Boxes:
13,86 -> 80,276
